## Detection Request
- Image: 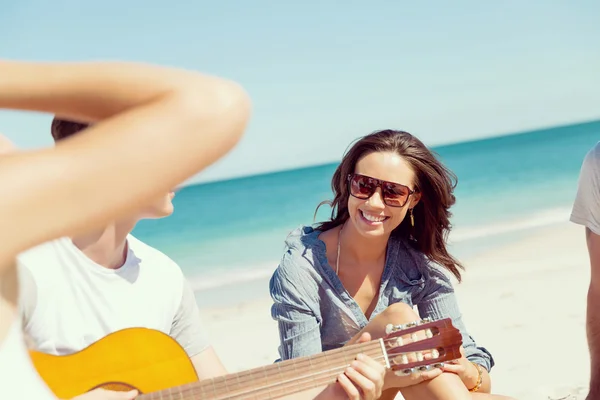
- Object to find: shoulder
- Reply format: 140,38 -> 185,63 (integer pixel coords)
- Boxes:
16,239 -> 71,320
127,235 -> 185,289
584,142 -> 600,165
571,142 -> 600,232
276,226 -> 323,276
388,236 -> 454,288
581,142 -> 600,175
387,236 -> 428,280
127,235 -> 182,274
17,238 -> 67,263
16,238 -> 70,279
270,226 -> 323,299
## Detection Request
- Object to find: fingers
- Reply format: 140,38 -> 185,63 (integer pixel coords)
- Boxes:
346,355 -> 385,400
439,363 -> 463,374
386,365 -> 443,388
355,332 -> 372,344
119,390 -> 138,400
337,373 -> 361,400
354,353 -> 385,373
100,389 -> 139,399
414,367 -> 443,383
345,366 -> 379,400
104,389 -> 138,399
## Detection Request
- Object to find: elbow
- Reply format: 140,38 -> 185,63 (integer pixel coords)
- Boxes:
167,77 -> 252,155
216,81 -> 252,148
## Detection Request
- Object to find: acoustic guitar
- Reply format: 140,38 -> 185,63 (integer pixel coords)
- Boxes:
30,317 -> 462,400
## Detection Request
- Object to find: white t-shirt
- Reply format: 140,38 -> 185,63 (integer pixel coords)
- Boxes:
571,142 -> 600,234
17,235 -> 208,358
0,317 -> 56,399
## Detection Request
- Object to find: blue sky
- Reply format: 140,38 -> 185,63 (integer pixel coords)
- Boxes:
1,0 -> 599,183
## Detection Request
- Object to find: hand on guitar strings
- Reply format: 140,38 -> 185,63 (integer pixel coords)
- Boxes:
383,323 -> 445,390
68,388 -> 138,400
317,332 -> 386,400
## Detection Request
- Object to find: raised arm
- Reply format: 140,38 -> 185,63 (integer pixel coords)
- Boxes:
0,60 -> 250,266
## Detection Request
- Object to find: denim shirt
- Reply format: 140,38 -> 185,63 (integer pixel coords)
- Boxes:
269,226 -> 494,372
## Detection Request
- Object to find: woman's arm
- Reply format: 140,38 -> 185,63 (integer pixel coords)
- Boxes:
415,267 -> 494,393
269,254 -> 323,360
0,60 -> 250,266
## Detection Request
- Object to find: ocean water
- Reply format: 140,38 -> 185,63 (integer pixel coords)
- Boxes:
132,120 -> 600,306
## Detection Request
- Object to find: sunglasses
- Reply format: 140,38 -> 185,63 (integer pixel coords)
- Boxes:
348,173 -> 416,208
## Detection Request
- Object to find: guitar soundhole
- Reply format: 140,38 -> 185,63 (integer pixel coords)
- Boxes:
91,382 -> 142,393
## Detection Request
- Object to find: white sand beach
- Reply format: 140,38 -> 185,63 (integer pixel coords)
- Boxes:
199,221 -> 591,400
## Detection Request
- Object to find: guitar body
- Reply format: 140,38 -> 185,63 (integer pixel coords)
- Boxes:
29,328 -> 198,399
29,318 -> 462,400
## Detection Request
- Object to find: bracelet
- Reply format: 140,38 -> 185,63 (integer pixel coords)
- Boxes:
468,362 -> 483,392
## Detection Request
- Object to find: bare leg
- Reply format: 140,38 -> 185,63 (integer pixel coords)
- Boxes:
346,303 -> 516,400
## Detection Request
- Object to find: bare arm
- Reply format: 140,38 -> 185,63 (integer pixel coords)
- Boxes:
586,227 -> 600,397
190,347 -> 228,380
0,60 -> 250,266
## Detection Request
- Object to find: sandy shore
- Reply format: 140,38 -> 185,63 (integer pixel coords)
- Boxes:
199,221 -> 591,399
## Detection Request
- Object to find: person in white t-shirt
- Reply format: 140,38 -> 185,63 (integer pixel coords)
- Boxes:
0,60 -> 250,400
18,118 -> 223,383
571,142 -> 600,400
0,61 -> 385,400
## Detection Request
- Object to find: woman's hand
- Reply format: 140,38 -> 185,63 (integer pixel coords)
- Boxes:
382,363 -> 443,390
380,322 -> 444,390
317,333 -> 386,400
439,346 -> 479,390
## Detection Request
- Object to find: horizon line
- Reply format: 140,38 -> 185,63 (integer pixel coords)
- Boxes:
185,116 -> 600,188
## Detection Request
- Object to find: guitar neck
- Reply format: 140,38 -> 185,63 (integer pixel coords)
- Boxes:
139,339 -> 387,400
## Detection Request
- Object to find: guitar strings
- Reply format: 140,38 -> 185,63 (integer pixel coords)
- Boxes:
164,357 -> 442,399
140,329 -> 449,400
148,353 -> 389,400
209,357 -> 387,400
205,348 -> 447,400
138,346 -> 384,400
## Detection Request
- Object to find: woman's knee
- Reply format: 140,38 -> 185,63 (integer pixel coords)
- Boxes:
349,302 -> 421,345
380,302 -> 419,324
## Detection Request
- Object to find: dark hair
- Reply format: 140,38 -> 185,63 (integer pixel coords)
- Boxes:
50,118 -> 90,142
314,129 -> 464,281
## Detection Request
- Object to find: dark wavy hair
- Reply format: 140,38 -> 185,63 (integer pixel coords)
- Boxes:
314,129 -> 464,281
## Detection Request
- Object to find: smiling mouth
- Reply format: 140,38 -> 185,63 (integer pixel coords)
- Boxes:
360,210 -> 389,223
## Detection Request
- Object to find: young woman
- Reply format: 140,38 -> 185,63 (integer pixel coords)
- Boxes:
0,60 -> 384,400
270,130 -> 514,400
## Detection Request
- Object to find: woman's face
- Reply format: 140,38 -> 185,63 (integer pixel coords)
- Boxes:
347,151 -> 421,239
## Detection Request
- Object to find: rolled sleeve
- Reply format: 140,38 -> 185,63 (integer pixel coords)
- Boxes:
417,268 -> 495,372
269,253 -> 322,360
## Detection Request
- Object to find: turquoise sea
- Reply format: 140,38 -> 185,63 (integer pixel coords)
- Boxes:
132,120 -> 600,307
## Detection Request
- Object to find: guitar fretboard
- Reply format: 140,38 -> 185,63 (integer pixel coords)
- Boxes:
138,340 -> 385,400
